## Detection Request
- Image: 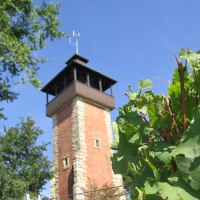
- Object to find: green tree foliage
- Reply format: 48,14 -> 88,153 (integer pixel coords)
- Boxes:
0,117 -> 51,200
112,48 -> 200,199
0,0 -> 65,118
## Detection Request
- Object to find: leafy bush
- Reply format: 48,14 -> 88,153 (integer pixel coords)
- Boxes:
111,48 -> 200,199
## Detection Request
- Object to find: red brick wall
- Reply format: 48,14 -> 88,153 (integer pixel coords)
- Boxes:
57,104 -> 73,200
84,103 -> 113,188
55,100 -> 114,199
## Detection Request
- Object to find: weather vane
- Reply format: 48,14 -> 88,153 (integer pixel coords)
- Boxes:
67,30 -> 80,54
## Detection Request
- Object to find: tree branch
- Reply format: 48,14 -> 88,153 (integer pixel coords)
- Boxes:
175,55 -> 187,131
165,96 -> 181,139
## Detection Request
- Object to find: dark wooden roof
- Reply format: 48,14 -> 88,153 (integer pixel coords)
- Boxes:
41,54 -> 117,96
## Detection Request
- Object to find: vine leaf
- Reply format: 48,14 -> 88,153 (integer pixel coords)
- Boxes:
144,180 -> 198,200
112,48 -> 200,200
138,79 -> 153,90
171,111 -> 200,191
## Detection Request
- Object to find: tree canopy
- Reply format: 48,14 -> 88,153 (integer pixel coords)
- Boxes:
0,0 -> 65,118
112,48 -> 200,199
0,117 -> 51,200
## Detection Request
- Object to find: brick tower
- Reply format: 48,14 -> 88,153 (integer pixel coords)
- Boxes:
41,54 -> 124,200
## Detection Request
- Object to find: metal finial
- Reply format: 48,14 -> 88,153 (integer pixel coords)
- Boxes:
67,30 -> 80,54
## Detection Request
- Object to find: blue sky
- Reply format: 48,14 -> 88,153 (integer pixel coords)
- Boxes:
1,0 -> 200,197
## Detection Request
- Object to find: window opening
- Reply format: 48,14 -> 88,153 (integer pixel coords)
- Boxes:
94,138 -> 101,148
62,156 -> 70,170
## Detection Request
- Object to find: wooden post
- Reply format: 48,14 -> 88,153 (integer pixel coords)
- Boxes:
73,68 -> 77,81
110,86 -> 113,96
46,93 -> 49,104
99,79 -> 102,92
87,74 -> 90,86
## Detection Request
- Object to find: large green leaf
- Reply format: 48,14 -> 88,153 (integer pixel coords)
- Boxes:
151,141 -> 175,165
112,121 -> 119,149
172,111 -> 200,191
145,180 -> 198,200
148,94 -> 171,129
175,156 -> 200,191
192,70 -> 200,95
179,48 -> 200,69
168,80 -> 182,123
111,152 -> 138,175
138,79 -> 153,90
169,172 -> 200,199
145,159 -> 161,181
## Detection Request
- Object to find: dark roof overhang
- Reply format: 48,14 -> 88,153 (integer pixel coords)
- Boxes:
41,54 -> 117,96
